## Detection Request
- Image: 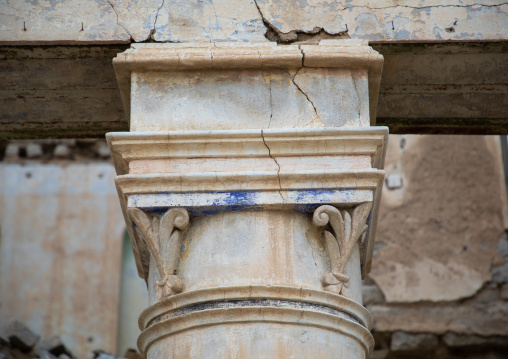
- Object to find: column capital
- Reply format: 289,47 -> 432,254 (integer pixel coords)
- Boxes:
108,126 -> 387,282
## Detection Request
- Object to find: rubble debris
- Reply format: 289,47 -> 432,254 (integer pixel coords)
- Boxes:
35,336 -> 72,358
3,320 -> 40,352
1,139 -> 112,162
25,144 -> 43,158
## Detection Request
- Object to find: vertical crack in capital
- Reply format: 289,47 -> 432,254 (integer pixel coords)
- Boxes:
351,74 -> 362,123
268,74 -> 273,128
261,129 -> 285,203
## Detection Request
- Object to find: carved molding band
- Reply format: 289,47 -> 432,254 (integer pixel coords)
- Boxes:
313,203 -> 372,295
128,207 -> 190,300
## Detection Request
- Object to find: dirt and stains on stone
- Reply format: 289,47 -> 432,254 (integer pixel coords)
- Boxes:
1,1 -> 507,44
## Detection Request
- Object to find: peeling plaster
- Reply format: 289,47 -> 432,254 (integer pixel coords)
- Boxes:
0,0 -> 507,43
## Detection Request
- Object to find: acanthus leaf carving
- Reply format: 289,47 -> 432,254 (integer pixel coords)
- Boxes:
128,207 -> 190,300
313,203 -> 372,295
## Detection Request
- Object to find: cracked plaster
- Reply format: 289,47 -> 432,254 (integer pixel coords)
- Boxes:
0,0 -> 507,43
248,0 -> 508,42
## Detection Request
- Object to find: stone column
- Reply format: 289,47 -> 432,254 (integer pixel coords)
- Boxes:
108,40 -> 387,359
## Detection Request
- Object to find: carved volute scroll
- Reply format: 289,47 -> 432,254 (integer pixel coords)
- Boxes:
313,203 -> 372,295
128,207 -> 190,300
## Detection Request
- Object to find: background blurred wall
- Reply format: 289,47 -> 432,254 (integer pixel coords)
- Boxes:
0,159 -> 126,358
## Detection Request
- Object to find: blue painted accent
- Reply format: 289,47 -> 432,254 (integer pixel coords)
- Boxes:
135,188 -> 363,218
294,188 -> 355,203
146,204 -> 265,217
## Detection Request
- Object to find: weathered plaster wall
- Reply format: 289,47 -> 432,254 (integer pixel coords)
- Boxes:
0,162 -> 126,358
372,135 -> 506,303
365,134 -> 508,358
1,0 -> 507,44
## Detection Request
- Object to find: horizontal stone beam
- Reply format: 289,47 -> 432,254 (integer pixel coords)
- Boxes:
1,1 -> 506,44
0,41 -> 507,139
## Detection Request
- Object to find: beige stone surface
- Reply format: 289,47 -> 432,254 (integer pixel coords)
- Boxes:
153,0 -> 267,42
145,320 -> 370,359
114,42 -> 383,127
134,207 -> 374,357
128,155 -> 372,174
0,163 -> 126,358
172,210 -> 361,302
255,0 -> 508,41
130,67 -> 370,131
0,0 -> 131,43
1,0 -> 507,43
130,69 -> 321,132
371,135 -> 505,303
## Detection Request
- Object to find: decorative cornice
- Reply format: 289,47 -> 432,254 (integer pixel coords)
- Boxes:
107,127 -> 388,176
108,127 -> 387,282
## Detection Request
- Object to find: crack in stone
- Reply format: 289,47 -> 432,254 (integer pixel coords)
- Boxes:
253,0 -> 349,42
253,0 -> 282,41
152,0 -> 165,40
289,66 -> 321,122
253,1 -> 505,43
337,3 -> 508,11
207,0 -> 221,43
351,75 -> 361,124
106,0 -> 134,40
268,75 -> 273,128
261,129 -> 284,202
4,4 -> 23,14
